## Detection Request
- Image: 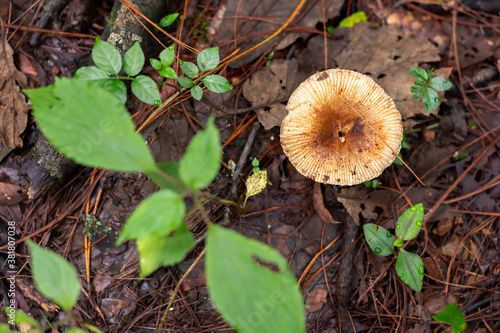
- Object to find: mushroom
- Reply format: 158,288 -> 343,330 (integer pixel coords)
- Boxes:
280,69 -> 403,186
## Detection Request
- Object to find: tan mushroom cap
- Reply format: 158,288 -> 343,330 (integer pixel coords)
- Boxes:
280,69 -> 403,186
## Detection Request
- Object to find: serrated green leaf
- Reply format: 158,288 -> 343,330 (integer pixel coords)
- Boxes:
202,75 -> 233,93
429,77 -> 453,91
338,11 -> 367,28
116,189 -> 185,244
395,203 -> 424,241
131,75 -> 161,105
432,303 -> 467,333
409,67 -> 428,81
190,85 -> 203,100
97,79 -> 127,105
206,224 -> 305,333
177,76 -> 194,88
422,87 -> 439,111
26,239 -> 81,310
150,58 -> 162,70
123,42 -> 145,77
159,45 -> 175,68
137,222 -> 194,277
179,115 -> 221,189
395,249 -> 424,292
363,224 -> 394,256
146,161 -> 185,194
92,38 -> 122,74
74,66 -> 108,81
24,78 -> 155,172
179,61 -> 199,78
160,66 -> 177,79
197,47 -> 220,72
158,13 -> 179,27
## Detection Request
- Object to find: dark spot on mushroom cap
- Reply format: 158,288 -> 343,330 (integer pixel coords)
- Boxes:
323,175 -> 329,182
358,149 -> 363,153
337,178 -> 341,182
316,72 -> 329,81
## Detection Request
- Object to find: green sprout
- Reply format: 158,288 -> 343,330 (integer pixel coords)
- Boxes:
409,67 -> 453,112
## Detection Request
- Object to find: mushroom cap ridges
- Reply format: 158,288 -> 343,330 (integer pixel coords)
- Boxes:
280,69 -> 403,186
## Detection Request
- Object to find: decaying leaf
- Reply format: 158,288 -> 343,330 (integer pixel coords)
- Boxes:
313,182 -> 340,224
337,187 -> 396,225
245,170 -> 268,198
242,59 -> 299,129
0,41 -> 29,152
209,0 -> 342,67
305,288 -> 328,312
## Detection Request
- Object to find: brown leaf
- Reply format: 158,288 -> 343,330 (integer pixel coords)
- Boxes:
0,182 -> 26,205
0,41 -> 29,150
16,52 -> 38,76
337,187 -> 397,225
208,0 -> 342,67
242,59 -> 299,129
313,182 -> 340,224
305,288 -> 328,312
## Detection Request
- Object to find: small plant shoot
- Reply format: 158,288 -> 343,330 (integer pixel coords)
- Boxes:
363,203 -> 425,292
409,66 -> 452,111
432,303 -> 467,333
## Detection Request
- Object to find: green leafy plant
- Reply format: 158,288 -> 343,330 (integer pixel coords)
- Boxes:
364,179 -> 381,188
23,73 -> 304,331
363,203 -> 425,292
409,67 -> 453,112
432,303 -> 467,333
338,11 -> 367,28
76,39 -> 232,106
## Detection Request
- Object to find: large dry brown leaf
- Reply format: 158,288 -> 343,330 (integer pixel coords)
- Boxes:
242,58 -> 299,129
0,41 -> 29,151
208,0 -> 343,67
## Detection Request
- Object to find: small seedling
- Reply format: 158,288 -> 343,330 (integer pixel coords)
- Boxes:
453,151 -> 469,161
338,11 -> 367,28
364,179 -> 381,188
158,13 -> 179,27
363,203 -> 425,292
252,157 -> 260,173
266,51 -> 274,68
409,67 -> 453,112
432,303 -> 467,333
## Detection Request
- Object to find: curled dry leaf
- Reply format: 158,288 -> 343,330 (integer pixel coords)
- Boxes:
313,182 -> 340,224
0,42 -> 29,152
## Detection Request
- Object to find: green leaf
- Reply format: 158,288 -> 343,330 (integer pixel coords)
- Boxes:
395,249 -> 424,292
179,61 -> 199,78
123,42 -> 145,77
179,115 -> 221,189
395,203 -> 424,241
66,329 -> 86,333
150,58 -> 162,70
422,87 -> 439,111
0,324 -> 15,333
338,11 -> 367,28
146,161 -> 185,194
98,79 -> 127,105
26,239 -> 81,310
159,45 -> 175,68
137,222 -> 194,277
409,67 -> 428,81
131,75 -> 161,105
197,47 -> 220,72
6,309 -> 38,327
429,77 -> 453,91
116,189 -> 185,244
160,66 -> 177,79
177,76 -> 194,88
363,224 -> 394,256
24,78 -> 155,172
82,324 -> 104,333
202,75 -> 233,93
74,66 -> 108,81
432,303 -> 467,333
393,238 -> 404,247
92,38 -> 122,74
206,224 -> 305,333
190,85 -> 203,100
158,13 -> 179,27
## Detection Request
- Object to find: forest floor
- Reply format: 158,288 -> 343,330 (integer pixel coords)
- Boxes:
1,0 -> 499,332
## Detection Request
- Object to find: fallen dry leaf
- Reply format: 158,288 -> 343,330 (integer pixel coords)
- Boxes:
439,233 -> 468,260
0,41 -> 29,151
242,59 -> 299,129
313,182 -> 340,224
305,288 -> 328,312
209,0 -> 342,67
0,181 -> 26,205
337,187 -> 397,225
